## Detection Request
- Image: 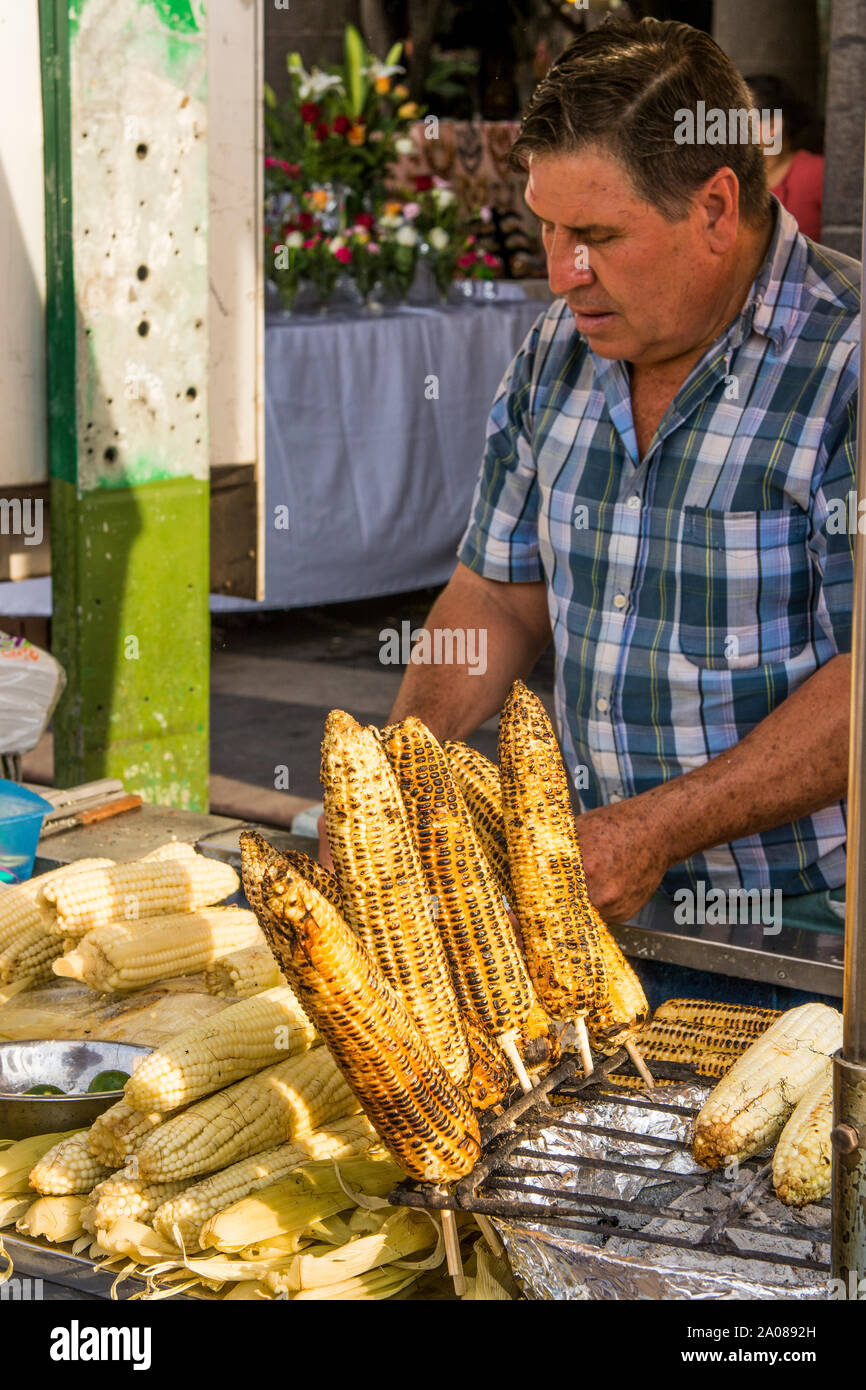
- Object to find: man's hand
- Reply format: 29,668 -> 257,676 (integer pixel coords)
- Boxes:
574,799 -> 671,922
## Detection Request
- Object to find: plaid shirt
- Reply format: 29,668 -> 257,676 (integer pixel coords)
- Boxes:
459,202 -> 861,897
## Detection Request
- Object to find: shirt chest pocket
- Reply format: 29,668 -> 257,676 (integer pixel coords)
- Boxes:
677,507 -> 813,670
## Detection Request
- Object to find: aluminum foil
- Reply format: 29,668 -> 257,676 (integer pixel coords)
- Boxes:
491,1083 -> 831,1301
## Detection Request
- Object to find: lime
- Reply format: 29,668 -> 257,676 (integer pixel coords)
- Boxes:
86,1069 -> 130,1094
24,1084 -> 65,1096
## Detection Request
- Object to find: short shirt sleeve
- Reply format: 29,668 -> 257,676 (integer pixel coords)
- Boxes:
457,317 -> 544,584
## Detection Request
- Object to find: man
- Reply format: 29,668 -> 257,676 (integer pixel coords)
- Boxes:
324,18 -> 860,930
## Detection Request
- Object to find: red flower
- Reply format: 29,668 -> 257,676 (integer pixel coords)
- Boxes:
483,253 -> 501,269
303,236 -> 320,249
265,156 -> 279,169
314,122 -> 330,142
415,175 -> 434,193
333,115 -> 351,135
355,212 -> 375,229
280,159 -> 300,177
457,252 -> 477,270
300,102 -> 321,124
334,246 -> 353,264
298,212 -> 314,231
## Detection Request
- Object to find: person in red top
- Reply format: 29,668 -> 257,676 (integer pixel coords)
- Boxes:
747,74 -> 824,242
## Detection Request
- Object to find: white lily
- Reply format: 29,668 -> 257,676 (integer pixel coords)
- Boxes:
396,225 -> 420,248
295,64 -> 346,101
429,227 -> 450,251
432,187 -> 456,209
363,59 -> 406,82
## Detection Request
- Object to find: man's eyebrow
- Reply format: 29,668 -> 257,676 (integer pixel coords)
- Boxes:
523,197 -> 616,237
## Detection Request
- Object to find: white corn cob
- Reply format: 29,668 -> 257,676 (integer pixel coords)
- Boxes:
81,1175 -> 193,1234
152,1115 -> 378,1249
0,922 -> 62,986
205,942 -> 285,998
88,1102 -> 164,1166
52,907 -> 263,992
0,859 -> 114,950
133,1049 -> 361,1182
772,1065 -> 834,1206
29,1131 -> 114,1195
124,985 -> 317,1112
41,851 -> 240,937
692,1003 -> 842,1169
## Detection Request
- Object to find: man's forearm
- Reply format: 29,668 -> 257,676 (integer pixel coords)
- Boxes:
653,652 -> 851,864
387,565 -> 551,742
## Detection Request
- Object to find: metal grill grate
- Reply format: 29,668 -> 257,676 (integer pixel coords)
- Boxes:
388,1048 -> 831,1278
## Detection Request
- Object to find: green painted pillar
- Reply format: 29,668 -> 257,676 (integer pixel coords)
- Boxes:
39,0 -> 210,811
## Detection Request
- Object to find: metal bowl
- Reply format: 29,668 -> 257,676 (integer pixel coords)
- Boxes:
0,1040 -> 152,1140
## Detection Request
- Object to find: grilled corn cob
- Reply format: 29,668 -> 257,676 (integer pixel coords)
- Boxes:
634,1017 -> 775,1070
133,1048 -> 360,1182
653,999 -> 782,1035
590,914 -> 649,1047
444,741 -> 513,900
772,1066 -> 833,1206
88,1101 -> 163,1166
29,1131 -> 114,1195
321,710 -> 470,1086
692,1003 -> 843,1170
81,1175 -> 192,1233
499,681 -> 607,1023
205,942 -> 285,997
41,851 -> 240,938
383,717 -> 544,1042
464,1016 -> 512,1110
124,985 -> 317,1112
53,906 -> 262,992
242,832 -> 481,1183
18,1195 -> 88,1243
152,1115 -> 379,1250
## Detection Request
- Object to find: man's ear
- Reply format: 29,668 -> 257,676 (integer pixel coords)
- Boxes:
699,167 -> 740,252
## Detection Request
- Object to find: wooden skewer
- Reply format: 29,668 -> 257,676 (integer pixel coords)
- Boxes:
498,1030 -> 534,1093
440,1207 -> 466,1296
625,1037 -> 656,1089
474,1213 -> 505,1259
575,1016 -> 595,1077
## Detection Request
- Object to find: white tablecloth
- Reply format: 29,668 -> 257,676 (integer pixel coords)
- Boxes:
240,297 -> 544,610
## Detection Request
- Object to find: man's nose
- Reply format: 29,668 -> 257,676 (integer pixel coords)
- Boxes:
547,230 -> 595,297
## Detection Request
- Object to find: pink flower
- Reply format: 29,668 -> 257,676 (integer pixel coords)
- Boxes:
334,246 -> 353,264
433,175 -> 450,189
366,242 -> 381,254
479,206 -> 493,223
401,202 -> 421,221
303,236 -> 320,249
265,156 -> 279,169
466,235 -> 476,246
483,252 -> 501,268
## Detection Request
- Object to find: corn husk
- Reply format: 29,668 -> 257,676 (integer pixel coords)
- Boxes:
17,1195 -> 87,1243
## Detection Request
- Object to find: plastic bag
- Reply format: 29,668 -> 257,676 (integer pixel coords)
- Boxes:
0,632 -> 66,755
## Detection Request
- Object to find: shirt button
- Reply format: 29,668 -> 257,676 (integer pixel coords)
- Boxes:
613,593 -> 628,610
627,495 -> 641,510
608,790 -> 623,803
596,697 -> 610,713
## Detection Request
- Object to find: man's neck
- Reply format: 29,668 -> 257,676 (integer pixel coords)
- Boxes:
631,213 -> 775,388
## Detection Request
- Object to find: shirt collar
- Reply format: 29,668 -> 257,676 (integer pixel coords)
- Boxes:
730,197 -> 805,352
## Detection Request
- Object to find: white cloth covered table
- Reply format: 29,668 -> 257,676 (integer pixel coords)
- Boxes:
246,297 -> 544,610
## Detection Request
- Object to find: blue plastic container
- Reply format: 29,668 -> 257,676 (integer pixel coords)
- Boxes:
0,781 -> 54,884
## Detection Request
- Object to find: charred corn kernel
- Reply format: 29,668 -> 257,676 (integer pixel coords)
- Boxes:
242,832 -> 481,1184
589,916 -> 649,1046
53,906 -> 263,992
280,850 -> 343,907
637,1017 -> 776,1059
199,1155 -> 403,1253
601,1074 -> 680,1091
692,1003 -> 843,1170
29,1131 -> 113,1195
17,1195 -> 87,1243
134,1048 -> 360,1183
88,1101 -> 163,1166
463,1016 -> 512,1111
321,711 -> 470,1087
205,943 -> 285,997
653,998 -> 782,1035
152,1115 -> 379,1250
81,1175 -> 192,1233
383,718 -> 541,1040
0,1131 -> 79,1198
124,985 -> 317,1113
444,741 -> 513,900
0,922 -> 61,986
499,681 -> 607,1023
41,851 -> 240,938
772,1066 -> 833,1207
